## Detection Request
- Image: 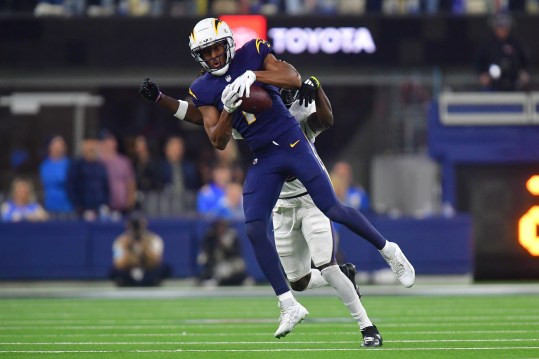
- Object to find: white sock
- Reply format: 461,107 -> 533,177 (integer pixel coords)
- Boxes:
277,291 -> 295,309
379,240 -> 394,258
321,265 -> 372,330
306,269 -> 328,290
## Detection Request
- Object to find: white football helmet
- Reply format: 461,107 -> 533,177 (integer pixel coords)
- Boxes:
189,18 -> 236,77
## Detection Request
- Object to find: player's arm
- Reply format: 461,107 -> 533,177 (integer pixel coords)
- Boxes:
200,83 -> 246,150
139,78 -> 204,126
157,93 -> 204,126
256,55 -> 302,90
199,105 -> 233,150
228,54 -> 302,99
301,77 -> 333,132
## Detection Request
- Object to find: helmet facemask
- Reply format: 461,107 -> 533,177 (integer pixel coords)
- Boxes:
191,38 -> 234,76
189,18 -> 236,77
280,88 -> 298,108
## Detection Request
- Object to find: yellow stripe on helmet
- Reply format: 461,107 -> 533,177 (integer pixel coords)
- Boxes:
213,19 -> 222,35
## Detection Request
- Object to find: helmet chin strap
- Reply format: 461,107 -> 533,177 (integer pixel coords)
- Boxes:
211,64 -> 229,76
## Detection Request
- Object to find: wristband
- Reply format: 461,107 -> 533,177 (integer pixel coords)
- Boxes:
174,100 -> 189,120
309,76 -> 320,89
155,92 -> 162,103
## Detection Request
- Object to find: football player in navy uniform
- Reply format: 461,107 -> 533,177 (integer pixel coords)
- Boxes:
140,17 -> 414,341
141,75 -> 382,346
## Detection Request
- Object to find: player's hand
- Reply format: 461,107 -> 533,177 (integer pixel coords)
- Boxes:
298,76 -> 320,107
139,77 -> 162,102
221,84 -> 243,113
230,70 -> 256,98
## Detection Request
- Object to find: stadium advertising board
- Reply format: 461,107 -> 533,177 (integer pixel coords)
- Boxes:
6,14 -> 538,69
221,15 -> 376,55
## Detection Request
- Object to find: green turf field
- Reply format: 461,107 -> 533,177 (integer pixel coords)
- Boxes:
1,293 -> 538,358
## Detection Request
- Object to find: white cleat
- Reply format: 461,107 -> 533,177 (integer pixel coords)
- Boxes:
381,242 -> 415,288
274,302 -> 309,338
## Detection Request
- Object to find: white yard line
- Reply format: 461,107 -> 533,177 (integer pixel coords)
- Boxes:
1,329 -> 539,337
1,338 -> 539,345
1,347 -> 539,353
3,321 -> 539,330
4,315 -> 539,326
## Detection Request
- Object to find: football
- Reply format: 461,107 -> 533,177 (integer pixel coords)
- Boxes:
239,85 -> 272,114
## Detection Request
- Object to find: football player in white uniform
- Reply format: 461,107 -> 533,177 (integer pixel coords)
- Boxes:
140,76 -> 384,346
271,76 -> 382,347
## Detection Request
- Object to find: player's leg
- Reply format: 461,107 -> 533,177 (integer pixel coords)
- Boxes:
243,164 -> 308,338
274,207 -> 358,292
288,144 -> 415,288
300,205 -> 381,346
273,206 -> 328,291
309,174 -> 414,288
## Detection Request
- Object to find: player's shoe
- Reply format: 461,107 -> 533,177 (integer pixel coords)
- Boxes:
339,262 -> 361,298
361,325 -> 383,347
381,242 -> 415,288
274,301 -> 309,339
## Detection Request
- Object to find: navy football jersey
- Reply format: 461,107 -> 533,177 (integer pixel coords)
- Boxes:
189,39 -> 300,152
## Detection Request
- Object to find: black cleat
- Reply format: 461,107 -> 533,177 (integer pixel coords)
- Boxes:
361,325 -> 383,347
339,262 -> 361,298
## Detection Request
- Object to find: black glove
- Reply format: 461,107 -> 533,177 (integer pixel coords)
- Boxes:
139,77 -> 161,102
297,76 -> 320,107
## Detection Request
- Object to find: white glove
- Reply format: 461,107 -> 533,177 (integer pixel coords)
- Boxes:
221,84 -> 243,113
230,70 -> 256,98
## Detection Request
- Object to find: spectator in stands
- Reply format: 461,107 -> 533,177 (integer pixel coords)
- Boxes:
196,162 -> 232,218
197,218 -> 250,286
475,12 -> 530,92
39,135 -> 73,219
214,140 -> 245,184
67,136 -> 110,221
99,129 -> 137,216
158,136 -> 200,215
330,161 -> 371,212
131,135 -> 163,193
34,0 -> 67,16
86,0 -> 115,16
111,211 -> 168,287
213,182 -> 244,221
162,136 -> 200,193
1,177 -> 49,222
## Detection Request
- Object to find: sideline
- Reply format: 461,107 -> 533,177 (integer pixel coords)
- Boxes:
1,277 -> 539,299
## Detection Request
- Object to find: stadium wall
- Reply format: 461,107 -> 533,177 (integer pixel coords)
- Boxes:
428,94 -> 539,280
0,216 -> 472,281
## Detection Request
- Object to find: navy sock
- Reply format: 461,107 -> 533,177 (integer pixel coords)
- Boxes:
324,203 -> 387,250
245,220 -> 290,295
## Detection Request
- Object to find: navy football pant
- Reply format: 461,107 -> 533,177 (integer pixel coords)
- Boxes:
243,126 -> 387,296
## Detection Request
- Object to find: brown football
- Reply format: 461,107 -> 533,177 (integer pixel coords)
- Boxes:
240,85 -> 273,114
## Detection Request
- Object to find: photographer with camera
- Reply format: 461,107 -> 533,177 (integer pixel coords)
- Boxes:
111,211 -> 167,286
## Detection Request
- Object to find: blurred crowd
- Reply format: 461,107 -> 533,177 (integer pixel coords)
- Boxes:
0,128 -> 369,224
1,0 -> 537,17
0,130 -> 242,222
